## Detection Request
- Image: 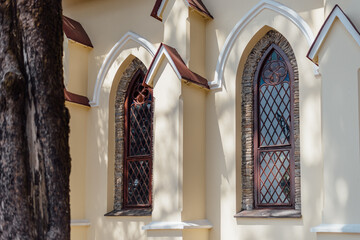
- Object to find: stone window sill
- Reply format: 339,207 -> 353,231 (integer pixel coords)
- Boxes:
234,209 -> 301,218
105,209 -> 152,217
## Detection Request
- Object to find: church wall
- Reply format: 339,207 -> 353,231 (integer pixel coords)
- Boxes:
314,17 -> 360,239
61,0 -> 360,239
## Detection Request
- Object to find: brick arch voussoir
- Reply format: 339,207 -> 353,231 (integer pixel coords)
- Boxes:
114,58 -> 147,210
241,30 -> 300,211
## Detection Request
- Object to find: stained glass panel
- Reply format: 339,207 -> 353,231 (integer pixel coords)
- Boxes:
259,50 -> 291,146
255,47 -> 293,207
124,70 -> 153,208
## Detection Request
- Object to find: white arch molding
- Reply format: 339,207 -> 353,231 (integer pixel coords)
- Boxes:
89,32 -> 157,107
211,0 -> 317,89
307,5 -> 360,64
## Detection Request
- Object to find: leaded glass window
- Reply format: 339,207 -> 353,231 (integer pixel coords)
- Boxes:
124,70 -> 153,208
254,44 -> 295,208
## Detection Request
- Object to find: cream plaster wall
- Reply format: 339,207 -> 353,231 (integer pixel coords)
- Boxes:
206,6 -> 322,240
68,103 -> 88,220
67,41 -> 90,95
106,54 -> 133,212
204,0 -> 324,89
63,0 -> 163,100
67,102 -> 89,240
318,233 -> 360,240
71,226 -> 88,240
182,83 -> 207,223
325,0 -> 360,28
317,19 -> 360,225
62,0 -> 360,239
182,83 -> 208,240
152,61 -> 182,224
188,10 -> 206,77
84,52 -> 152,240
64,36 -> 69,88
183,229 -> 209,240
164,0 -> 188,62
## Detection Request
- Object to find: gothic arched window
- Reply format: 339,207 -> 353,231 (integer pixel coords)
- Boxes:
254,44 -> 295,208
123,69 -> 153,209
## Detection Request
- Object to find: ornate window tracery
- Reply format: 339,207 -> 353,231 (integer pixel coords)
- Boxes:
254,44 -> 294,207
241,30 -> 300,213
123,69 -> 153,209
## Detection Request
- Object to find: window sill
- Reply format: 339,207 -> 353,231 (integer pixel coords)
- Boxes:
234,209 -> 301,218
104,209 -> 152,217
71,219 -> 91,227
311,224 -> 360,233
142,220 -> 213,230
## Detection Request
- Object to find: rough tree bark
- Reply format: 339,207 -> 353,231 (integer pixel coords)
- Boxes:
0,0 -> 71,239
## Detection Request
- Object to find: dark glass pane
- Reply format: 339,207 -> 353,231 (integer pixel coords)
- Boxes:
129,79 -> 153,156
259,151 -> 291,204
126,160 -> 150,205
255,47 -> 294,207
259,50 -> 291,146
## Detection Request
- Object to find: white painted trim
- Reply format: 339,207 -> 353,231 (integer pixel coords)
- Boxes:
144,45 -> 182,87
89,32 -> 156,107
307,5 -> 360,63
211,0 -> 316,89
157,0 -> 167,18
142,220 -> 213,230
183,0 -> 190,8
311,224 -> 360,233
71,219 -> 91,227
184,0 -> 212,19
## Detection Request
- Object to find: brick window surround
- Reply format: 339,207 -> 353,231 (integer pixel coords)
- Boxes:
113,58 -> 151,213
240,30 -> 301,213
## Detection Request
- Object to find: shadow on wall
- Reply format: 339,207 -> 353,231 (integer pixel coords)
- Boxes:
358,67 -> 360,157
321,63 -> 360,223
206,79 -> 234,240
151,62 -> 184,222
162,0 -> 182,45
97,216 -> 151,240
107,54 -> 135,212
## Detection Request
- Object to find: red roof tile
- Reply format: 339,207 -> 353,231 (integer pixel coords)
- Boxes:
151,0 -> 213,21
187,0 -> 213,19
307,5 -> 360,65
151,0 -> 164,21
144,43 -> 209,89
63,16 -> 93,48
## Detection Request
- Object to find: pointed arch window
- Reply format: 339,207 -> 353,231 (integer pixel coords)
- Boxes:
254,44 -> 295,208
124,69 -> 153,209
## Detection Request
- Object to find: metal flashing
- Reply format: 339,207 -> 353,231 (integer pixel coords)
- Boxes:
63,15 -> 93,48
144,43 -> 209,89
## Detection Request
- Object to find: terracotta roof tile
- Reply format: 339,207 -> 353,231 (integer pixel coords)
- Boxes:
63,15 -> 93,48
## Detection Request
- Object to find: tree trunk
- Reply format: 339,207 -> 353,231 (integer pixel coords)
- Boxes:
0,0 -> 71,239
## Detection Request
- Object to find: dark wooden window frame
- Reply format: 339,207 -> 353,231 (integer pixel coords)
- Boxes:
123,69 -> 153,209
253,44 -> 295,209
